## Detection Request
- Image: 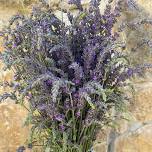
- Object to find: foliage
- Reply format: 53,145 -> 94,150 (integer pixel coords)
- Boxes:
0,0 -> 142,151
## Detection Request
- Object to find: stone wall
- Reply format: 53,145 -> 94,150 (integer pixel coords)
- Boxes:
0,1 -> 152,152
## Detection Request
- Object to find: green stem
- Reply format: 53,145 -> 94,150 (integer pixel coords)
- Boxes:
78,126 -> 85,143
69,93 -> 77,143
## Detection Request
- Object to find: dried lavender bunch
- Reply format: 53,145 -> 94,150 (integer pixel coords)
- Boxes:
0,0 -> 137,151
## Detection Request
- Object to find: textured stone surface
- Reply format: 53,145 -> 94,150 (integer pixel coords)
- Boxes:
115,124 -> 152,152
0,102 -> 30,152
114,81 -> 152,152
133,82 -> 152,121
138,0 -> 152,15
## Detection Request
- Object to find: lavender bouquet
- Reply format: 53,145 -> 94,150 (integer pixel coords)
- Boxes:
0,0 -> 137,151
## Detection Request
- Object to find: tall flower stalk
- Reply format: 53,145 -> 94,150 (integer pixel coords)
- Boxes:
0,0 -> 139,151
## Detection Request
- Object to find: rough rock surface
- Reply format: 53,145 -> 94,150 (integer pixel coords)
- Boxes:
114,80 -> 152,152
0,102 -> 30,152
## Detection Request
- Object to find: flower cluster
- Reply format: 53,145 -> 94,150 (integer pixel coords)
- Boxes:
0,0 -> 136,151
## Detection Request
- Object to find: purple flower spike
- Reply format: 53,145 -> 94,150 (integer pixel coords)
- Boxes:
74,79 -> 80,85
93,75 -> 97,80
64,101 -> 70,109
76,111 -> 81,118
37,104 -> 47,111
127,68 -> 133,77
45,79 -> 52,86
54,114 -> 64,121
59,124 -> 65,131
13,43 -> 17,48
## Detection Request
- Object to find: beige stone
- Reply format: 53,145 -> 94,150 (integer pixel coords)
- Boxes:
0,102 -> 30,152
115,124 -> 152,152
132,82 -> 152,121
138,0 -> 152,15
108,81 -> 152,152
